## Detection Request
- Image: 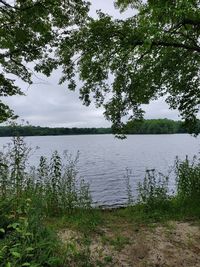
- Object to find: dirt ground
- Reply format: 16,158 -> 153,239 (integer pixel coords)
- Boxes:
59,221 -> 200,267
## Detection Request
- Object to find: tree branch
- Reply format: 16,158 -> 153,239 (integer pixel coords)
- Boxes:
130,39 -> 200,53
182,18 -> 200,27
0,0 -> 14,9
0,0 -> 45,11
0,49 -> 21,59
153,40 -> 200,53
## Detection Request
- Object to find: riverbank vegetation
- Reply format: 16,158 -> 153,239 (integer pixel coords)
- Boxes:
0,136 -> 200,266
1,119 -> 200,137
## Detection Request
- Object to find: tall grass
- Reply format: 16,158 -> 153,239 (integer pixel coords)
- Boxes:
136,156 -> 200,220
176,156 -> 200,202
0,136 -> 92,216
138,169 -> 170,210
0,136 -> 92,266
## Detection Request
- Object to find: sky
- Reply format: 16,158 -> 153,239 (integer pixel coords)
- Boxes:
3,0 -> 180,128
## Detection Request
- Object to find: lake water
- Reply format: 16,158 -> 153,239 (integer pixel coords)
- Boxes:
0,134 -> 199,207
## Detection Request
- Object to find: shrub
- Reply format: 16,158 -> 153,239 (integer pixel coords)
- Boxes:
138,169 -> 169,210
0,199 -> 64,267
176,156 -> 200,203
0,135 -> 92,266
0,136 -> 92,215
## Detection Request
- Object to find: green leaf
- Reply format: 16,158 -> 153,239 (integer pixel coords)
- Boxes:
0,228 -> 5,233
25,247 -> 34,252
22,263 -> 31,266
11,251 -> 21,258
8,223 -> 20,229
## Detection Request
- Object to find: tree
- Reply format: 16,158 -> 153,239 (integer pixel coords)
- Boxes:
0,0 -> 89,122
56,0 -> 199,134
1,0 -> 200,134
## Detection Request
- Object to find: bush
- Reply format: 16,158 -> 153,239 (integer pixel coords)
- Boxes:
0,136 -> 92,216
0,199 -> 64,267
0,135 -> 92,266
138,169 -> 170,211
136,156 -> 200,218
176,156 -> 200,203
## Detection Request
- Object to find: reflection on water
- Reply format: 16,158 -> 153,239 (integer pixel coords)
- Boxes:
0,134 -> 199,207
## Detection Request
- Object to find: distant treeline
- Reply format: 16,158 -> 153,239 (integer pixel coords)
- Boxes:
124,119 -> 200,135
0,126 -> 112,137
0,119 -> 199,137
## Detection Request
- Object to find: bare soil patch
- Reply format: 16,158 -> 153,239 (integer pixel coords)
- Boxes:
59,221 -> 200,266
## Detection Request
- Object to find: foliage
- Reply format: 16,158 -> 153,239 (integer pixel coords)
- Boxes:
1,1 -> 199,135
0,119 -> 199,137
0,125 -> 112,137
176,156 -> 200,203
0,135 -> 92,215
0,135 -> 93,266
1,134 -> 200,265
55,0 -> 200,134
135,155 -> 200,220
124,168 -> 133,205
0,199 -> 64,267
138,169 -> 170,210
124,118 -> 197,134
0,0 -> 90,122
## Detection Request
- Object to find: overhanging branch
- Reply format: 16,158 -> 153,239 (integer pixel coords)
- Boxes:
0,0 -> 14,9
130,39 -> 200,53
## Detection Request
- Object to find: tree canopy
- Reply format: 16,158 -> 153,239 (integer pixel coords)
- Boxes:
1,0 -> 200,134
0,0 -> 89,121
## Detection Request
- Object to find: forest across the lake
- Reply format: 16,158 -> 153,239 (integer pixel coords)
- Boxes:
1,119 -> 200,137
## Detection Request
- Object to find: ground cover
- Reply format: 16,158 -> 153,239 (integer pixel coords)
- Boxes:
1,136 -> 200,266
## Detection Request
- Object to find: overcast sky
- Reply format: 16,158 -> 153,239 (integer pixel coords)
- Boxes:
3,0 -> 180,128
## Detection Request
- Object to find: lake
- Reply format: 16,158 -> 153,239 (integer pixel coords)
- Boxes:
0,134 -> 199,207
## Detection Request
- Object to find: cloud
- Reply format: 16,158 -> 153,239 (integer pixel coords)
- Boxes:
3,68 -> 111,127
143,99 -> 180,121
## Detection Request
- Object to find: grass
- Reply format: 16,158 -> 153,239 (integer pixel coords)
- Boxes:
0,135 -> 200,266
1,201 -> 200,266
49,207 -> 200,266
